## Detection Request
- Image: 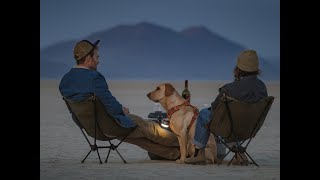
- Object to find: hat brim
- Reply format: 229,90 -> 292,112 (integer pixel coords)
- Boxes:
93,40 -> 100,46
84,40 -> 100,57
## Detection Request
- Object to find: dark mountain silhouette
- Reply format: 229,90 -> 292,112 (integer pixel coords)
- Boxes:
40,22 -> 279,80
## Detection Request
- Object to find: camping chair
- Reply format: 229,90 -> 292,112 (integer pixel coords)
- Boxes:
207,94 -> 274,167
63,94 -> 136,164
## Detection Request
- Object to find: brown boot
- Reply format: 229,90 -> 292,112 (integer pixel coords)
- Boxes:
238,153 -> 249,165
184,148 -> 206,165
231,153 -> 249,165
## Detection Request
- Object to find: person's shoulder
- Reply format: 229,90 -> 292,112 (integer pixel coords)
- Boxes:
88,70 -> 103,77
59,69 -> 73,84
221,80 -> 237,89
256,77 -> 267,86
219,81 -> 233,93
88,70 -> 107,82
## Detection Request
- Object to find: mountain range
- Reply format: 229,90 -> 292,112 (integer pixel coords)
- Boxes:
40,22 -> 279,80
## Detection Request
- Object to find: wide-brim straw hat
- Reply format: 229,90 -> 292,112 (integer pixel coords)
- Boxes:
236,49 -> 259,72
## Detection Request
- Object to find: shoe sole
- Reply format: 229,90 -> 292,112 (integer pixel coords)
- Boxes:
185,161 -> 206,165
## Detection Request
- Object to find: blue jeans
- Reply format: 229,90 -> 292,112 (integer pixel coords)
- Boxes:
193,108 -> 212,149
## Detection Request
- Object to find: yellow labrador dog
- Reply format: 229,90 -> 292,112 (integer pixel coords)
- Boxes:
147,83 -> 217,164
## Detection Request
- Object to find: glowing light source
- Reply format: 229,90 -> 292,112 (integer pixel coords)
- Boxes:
161,119 -> 169,128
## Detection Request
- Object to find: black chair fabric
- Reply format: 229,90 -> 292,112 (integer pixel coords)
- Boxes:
63,94 -> 136,164
208,95 -> 274,166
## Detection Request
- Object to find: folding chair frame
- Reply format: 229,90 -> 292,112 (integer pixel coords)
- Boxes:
208,95 -> 274,167
210,132 -> 258,166
64,95 -> 135,164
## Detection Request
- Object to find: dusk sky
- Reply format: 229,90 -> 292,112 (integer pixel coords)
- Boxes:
40,0 -> 280,57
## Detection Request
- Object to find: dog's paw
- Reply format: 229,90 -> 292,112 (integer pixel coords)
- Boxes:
175,159 -> 185,164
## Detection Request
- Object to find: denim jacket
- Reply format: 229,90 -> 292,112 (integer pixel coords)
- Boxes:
211,75 -> 268,112
59,67 -> 136,128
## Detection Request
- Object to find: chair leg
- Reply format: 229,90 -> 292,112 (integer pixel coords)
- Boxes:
238,153 -> 248,166
217,149 -> 232,166
228,154 -> 236,166
82,141 -> 129,164
104,141 -> 127,164
81,149 -> 93,163
104,148 -> 111,163
114,148 -> 127,163
96,149 -> 103,164
245,152 -> 259,167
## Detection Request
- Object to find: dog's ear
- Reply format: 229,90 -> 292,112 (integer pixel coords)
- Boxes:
165,83 -> 175,97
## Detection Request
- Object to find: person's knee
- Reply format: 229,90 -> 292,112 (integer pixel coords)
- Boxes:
127,114 -> 143,122
127,114 -> 150,127
198,109 -> 211,124
199,108 -> 209,114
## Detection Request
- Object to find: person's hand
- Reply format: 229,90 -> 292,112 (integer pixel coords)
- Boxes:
122,106 -> 130,115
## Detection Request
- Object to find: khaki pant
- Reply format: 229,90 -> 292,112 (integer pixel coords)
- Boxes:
121,114 -> 180,160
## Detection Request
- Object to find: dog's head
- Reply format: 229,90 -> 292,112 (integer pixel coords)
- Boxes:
147,83 -> 175,102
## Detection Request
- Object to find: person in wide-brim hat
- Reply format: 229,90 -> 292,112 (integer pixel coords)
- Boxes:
185,49 -> 268,165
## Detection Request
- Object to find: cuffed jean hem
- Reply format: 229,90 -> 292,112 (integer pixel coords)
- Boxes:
193,139 -> 206,149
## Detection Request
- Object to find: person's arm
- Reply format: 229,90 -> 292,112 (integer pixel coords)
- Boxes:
209,87 -> 227,112
93,73 -> 124,116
